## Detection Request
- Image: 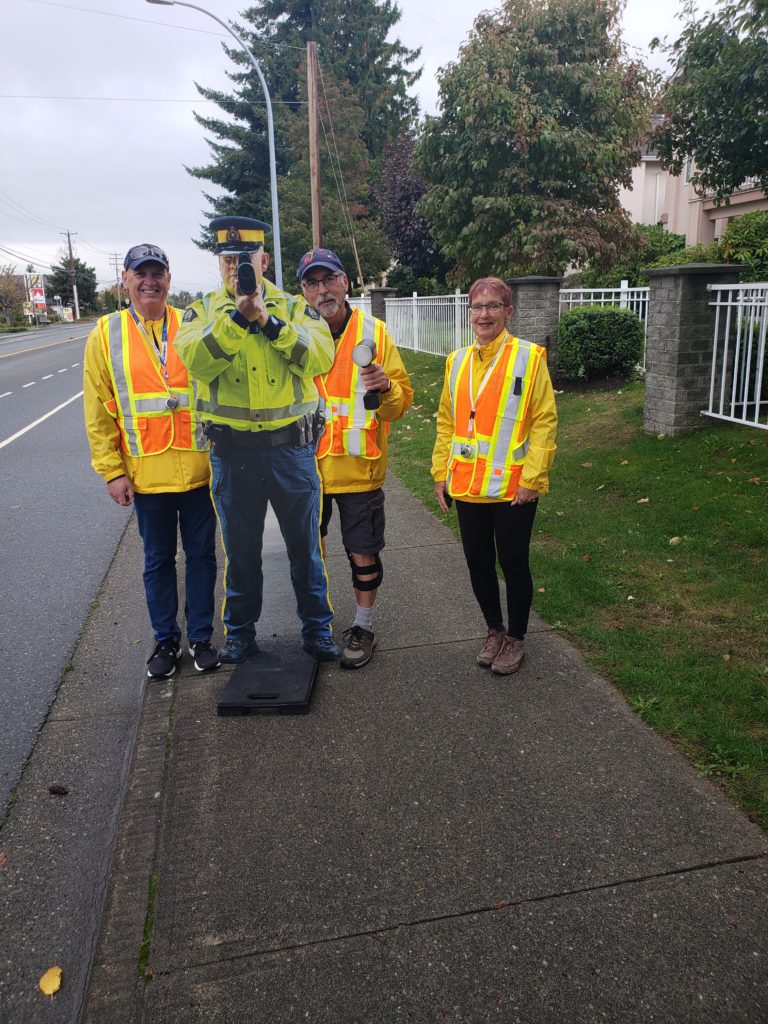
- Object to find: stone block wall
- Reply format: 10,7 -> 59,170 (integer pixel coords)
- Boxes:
643,264 -> 740,436
507,276 -> 562,369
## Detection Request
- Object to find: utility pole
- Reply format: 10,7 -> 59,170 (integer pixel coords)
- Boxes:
61,230 -> 81,320
307,41 -> 322,248
109,253 -> 123,311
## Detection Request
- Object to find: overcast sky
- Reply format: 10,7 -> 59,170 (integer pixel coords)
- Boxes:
2,0 -> 709,297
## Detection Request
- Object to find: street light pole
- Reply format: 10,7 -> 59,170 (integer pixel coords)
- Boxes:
145,0 -> 283,288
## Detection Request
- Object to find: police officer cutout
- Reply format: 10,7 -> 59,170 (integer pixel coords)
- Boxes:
176,218 -> 339,664
298,248 -> 413,668
83,244 -> 219,679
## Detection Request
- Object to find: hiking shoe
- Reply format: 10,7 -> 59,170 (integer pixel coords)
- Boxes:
147,639 -> 181,679
491,636 -> 525,675
188,640 -> 220,673
219,636 -> 259,664
340,625 -> 376,669
476,627 -> 506,667
303,634 -> 341,662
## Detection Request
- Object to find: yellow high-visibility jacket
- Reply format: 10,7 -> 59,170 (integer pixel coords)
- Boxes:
83,306 -> 211,495
175,280 -> 334,433
315,309 -> 413,494
431,330 -> 557,502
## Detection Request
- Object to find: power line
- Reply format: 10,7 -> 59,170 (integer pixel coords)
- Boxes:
0,95 -> 308,106
25,0 -> 309,50
0,189 -> 64,232
0,244 -> 54,270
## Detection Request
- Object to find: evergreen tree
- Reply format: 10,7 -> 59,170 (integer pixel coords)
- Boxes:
47,257 -> 99,314
416,0 -> 651,285
187,0 -> 421,261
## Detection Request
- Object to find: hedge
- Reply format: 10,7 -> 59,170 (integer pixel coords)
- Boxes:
557,305 -> 644,382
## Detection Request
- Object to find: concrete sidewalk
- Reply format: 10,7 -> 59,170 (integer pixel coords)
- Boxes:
83,473 -> 768,1024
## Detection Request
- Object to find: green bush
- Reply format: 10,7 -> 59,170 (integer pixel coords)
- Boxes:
558,305 -> 644,382
720,211 -> 768,282
646,240 -> 724,270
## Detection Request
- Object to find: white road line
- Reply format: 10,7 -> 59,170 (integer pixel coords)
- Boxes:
57,368 -> 67,373
70,363 -> 80,368
0,391 -> 83,450
22,382 -> 35,388
42,374 -> 54,380
0,392 -> 11,399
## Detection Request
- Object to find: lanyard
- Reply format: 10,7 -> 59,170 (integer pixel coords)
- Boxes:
130,306 -> 169,374
466,331 -> 509,436
129,306 -> 178,410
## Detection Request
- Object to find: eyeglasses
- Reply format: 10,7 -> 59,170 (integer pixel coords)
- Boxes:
125,244 -> 168,265
469,302 -> 506,314
303,273 -> 342,292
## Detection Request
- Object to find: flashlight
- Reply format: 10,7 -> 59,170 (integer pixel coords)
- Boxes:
351,339 -> 381,410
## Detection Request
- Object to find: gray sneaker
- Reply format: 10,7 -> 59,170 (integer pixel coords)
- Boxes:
340,625 -> 376,669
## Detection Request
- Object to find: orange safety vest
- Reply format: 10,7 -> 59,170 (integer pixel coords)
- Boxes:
101,307 -> 205,458
315,309 -> 388,461
447,333 -> 544,499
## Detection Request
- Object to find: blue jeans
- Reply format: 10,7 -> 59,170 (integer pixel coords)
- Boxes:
133,486 -> 217,645
209,442 -> 333,643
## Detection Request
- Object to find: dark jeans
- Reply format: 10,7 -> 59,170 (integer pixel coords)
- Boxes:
209,442 -> 333,643
455,499 -> 538,640
133,486 -> 217,645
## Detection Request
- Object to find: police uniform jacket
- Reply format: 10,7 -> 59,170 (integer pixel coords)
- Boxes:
175,279 -> 335,433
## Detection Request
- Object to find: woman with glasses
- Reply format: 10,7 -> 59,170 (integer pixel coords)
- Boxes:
431,277 -> 557,675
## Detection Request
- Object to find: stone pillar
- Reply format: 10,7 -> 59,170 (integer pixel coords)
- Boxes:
643,263 -> 740,436
369,287 -> 396,322
506,276 -> 562,371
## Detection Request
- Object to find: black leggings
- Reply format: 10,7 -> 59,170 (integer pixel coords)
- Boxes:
455,499 -> 538,640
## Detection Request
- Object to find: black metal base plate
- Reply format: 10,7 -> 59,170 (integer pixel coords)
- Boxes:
216,641 -> 319,716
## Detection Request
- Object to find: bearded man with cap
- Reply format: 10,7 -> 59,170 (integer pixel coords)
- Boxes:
175,217 -> 338,664
83,243 -> 219,679
297,248 -> 413,669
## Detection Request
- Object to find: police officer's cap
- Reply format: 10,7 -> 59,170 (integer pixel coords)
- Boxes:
296,247 -> 346,281
210,216 -> 271,254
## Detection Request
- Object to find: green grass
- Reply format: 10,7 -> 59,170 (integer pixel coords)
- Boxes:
389,350 -> 768,829
138,872 -> 158,978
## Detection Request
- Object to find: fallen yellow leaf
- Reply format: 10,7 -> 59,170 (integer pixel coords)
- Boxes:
637,497 -> 650,504
596,484 -> 605,491
39,966 -> 62,998
669,536 -> 682,545
620,459 -> 629,465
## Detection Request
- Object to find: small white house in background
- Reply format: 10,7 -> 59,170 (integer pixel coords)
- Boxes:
620,116 -> 768,244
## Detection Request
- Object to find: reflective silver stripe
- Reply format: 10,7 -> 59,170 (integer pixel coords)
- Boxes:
478,439 -> 491,455
346,430 -> 362,456
195,398 -> 317,423
289,331 -> 309,365
106,312 -> 142,456
202,323 -> 235,362
513,441 -> 529,461
448,347 -> 471,416
361,315 -> 376,347
492,343 -> 534,468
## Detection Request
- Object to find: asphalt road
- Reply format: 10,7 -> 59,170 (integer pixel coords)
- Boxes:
0,322 -> 134,818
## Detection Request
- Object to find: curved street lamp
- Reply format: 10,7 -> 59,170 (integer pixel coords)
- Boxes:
145,0 -> 283,288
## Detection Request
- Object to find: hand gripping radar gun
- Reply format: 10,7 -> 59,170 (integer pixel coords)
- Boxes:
351,337 -> 381,410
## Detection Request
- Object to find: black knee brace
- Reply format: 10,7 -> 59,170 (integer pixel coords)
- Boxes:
347,550 -> 383,592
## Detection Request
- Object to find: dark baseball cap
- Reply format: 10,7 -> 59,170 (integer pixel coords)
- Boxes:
123,244 -> 170,271
296,248 -> 346,281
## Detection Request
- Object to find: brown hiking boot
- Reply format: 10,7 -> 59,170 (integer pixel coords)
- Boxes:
340,625 -> 376,669
476,627 -> 506,667
491,636 -> 525,675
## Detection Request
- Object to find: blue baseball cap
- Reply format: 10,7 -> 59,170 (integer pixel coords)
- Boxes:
296,248 -> 346,281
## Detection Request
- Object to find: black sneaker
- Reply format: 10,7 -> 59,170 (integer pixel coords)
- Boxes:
340,625 -> 376,669
303,634 -> 341,662
147,639 -> 181,679
188,640 -> 220,673
219,636 -> 260,664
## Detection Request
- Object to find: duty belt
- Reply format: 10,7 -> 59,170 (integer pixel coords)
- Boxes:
203,414 -> 315,451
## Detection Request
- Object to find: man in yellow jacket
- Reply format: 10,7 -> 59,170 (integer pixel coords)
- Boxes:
297,248 -> 413,669
176,218 -> 338,665
83,243 -> 219,679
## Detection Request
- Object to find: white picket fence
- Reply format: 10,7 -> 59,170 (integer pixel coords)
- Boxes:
559,282 -> 650,338
705,282 -> 768,430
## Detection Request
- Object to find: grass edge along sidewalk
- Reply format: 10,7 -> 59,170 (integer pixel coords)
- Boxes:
389,350 -> 768,831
